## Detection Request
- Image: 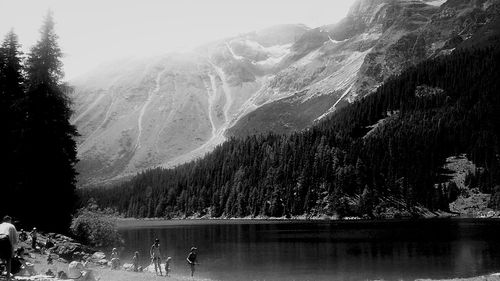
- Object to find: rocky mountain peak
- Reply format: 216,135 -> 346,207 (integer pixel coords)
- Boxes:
329,0 -> 435,41
348,0 -> 393,20
71,0 -> 500,187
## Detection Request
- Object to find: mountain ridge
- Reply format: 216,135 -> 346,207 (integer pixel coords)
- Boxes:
71,0 -> 500,187
81,42 -> 500,219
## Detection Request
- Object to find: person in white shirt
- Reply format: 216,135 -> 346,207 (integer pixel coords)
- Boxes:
0,215 -> 19,280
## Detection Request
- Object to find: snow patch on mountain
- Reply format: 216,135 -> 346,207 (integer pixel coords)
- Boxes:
425,0 -> 446,7
209,61 -> 233,123
327,36 -> 348,45
293,49 -> 322,67
254,43 -> 292,67
315,84 -> 354,121
135,68 -> 168,150
76,89 -> 118,152
304,48 -> 372,102
225,42 -> 244,60
203,74 -> 218,136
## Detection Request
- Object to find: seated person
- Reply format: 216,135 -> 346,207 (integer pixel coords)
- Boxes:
13,248 -> 36,276
45,236 -> 55,249
18,230 -> 27,242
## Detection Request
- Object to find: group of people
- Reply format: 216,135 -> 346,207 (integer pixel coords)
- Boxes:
118,238 -> 198,277
18,227 -> 40,250
0,215 -> 67,281
1,215 -> 201,279
0,216 -> 46,280
149,238 -> 199,277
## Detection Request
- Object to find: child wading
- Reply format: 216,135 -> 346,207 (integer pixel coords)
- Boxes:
132,251 -> 139,272
150,239 -> 162,276
165,256 -> 172,276
186,247 -> 198,277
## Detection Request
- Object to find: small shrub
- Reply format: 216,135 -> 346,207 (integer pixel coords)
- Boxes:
70,199 -> 122,247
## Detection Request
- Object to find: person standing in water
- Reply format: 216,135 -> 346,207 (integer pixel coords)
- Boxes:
132,251 -> 140,272
150,239 -> 162,276
186,247 -> 198,277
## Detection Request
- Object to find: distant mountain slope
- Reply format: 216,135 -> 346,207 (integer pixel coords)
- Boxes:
71,0 -> 500,187
82,43 -> 500,219
72,24 -> 309,186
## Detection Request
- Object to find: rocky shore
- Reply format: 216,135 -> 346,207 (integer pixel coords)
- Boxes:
6,231 -> 208,281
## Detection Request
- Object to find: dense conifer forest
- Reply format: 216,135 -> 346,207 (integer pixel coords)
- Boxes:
82,41 -> 500,219
0,13 -> 78,231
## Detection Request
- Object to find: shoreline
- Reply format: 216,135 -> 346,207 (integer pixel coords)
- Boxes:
416,273 -> 500,281
116,215 -> 500,228
11,237 -> 210,281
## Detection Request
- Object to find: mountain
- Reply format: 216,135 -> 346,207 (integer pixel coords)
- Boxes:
71,24 -> 309,186
229,0 -> 500,136
81,43 -> 500,219
71,0 -> 500,187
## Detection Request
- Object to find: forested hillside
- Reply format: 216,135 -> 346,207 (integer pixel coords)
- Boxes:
82,43 -> 500,219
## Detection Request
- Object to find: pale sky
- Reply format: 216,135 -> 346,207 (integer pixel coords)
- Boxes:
0,0 -> 356,79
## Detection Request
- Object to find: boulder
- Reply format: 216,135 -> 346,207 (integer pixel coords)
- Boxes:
67,261 -> 96,281
91,251 -> 106,261
58,271 -> 68,279
97,259 -> 108,266
122,263 -> 134,271
68,261 -> 85,279
144,263 -> 166,273
51,233 -> 75,243
51,242 -> 93,261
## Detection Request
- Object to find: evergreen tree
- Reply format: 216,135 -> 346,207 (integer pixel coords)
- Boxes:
26,11 -> 63,88
20,11 -> 78,232
0,30 -> 25,217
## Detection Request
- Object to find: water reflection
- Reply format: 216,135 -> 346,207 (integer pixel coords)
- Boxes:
118,219 -> 500,281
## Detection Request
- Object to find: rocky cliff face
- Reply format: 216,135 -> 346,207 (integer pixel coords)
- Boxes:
71,25 -> 309,186
71,0 -> 500,187
230,0 -> 500,136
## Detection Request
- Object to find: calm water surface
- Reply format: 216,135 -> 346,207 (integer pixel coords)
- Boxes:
117,219 -> 500,281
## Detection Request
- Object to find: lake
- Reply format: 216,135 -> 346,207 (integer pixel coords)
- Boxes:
117,219 -> 500,281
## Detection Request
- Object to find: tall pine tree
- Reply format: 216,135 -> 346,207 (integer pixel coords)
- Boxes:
0,30 -> 25,217
20,11 -> 78,232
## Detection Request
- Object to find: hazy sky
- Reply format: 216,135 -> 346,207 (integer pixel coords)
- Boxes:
0,0 -> 356,79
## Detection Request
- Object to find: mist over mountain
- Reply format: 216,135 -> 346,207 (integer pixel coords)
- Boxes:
71,0 -> 500,187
